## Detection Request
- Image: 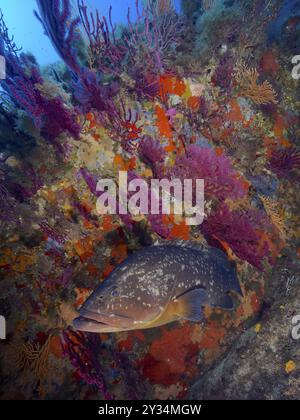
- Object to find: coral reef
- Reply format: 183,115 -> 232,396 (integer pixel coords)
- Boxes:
0,0 -> 299,401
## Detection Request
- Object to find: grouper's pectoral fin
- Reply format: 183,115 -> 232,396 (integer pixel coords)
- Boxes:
174,288 -> 207,322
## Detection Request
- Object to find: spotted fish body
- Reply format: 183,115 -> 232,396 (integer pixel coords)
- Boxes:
73,243 -> 243,333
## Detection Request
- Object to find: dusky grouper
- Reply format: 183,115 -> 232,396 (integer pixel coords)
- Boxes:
73,242 -> 243,333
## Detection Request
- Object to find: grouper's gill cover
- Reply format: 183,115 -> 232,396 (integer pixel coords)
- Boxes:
73,243 -> 243,333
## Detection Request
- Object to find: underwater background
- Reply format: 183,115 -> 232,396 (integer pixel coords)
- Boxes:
0,0 -> 300,400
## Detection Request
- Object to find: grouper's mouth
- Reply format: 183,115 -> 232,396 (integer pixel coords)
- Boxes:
72,308 -> 135,333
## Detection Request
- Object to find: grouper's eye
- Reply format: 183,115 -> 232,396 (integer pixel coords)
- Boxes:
111,289 -> 119,297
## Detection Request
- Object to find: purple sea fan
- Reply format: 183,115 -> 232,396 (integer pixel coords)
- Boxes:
198,96 -> 209,118
9,75 -> 81,141
268,147 -> 300,182
126,170 -> 171,238
39,222 -> 67,245
35,0 -> 82,74
78,168 -> 100,197
73,68 -> 119,113
56,266 -> 74,287
24,165 -> 44,195
125,0 -> 182,73
0,29 -> 81,143
7,181 -> 33,203
78,0 -> 127,76
0,15 -> 81,145
212,54 -> 234,93
35,1 -> 120,112
4,164 -> 44,203
62,329 -> 112,399
79,167 -> 134,229
201,204 -> 275,270
39,95 -> 81,141
0,9 -> 23,79
0,182 -> 18,223
139,136 -> 166,174
169,145 -> 247,201
133,71 -> 161,100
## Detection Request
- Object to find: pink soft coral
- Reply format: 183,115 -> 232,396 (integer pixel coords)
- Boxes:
169,145 -> 247,201
201,203 -> 278,270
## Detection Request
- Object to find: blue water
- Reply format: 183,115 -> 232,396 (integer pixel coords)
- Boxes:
267,0 -> 300,43
0,0 -> 181,66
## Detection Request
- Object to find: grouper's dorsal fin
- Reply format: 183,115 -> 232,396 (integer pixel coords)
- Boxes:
153,239 -> 206,252
153,240 -> 234,268
173,288 -> 207,322
204,246 -> 236,270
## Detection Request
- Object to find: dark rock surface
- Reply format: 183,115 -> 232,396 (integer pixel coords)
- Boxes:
189,255 -> 300,400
